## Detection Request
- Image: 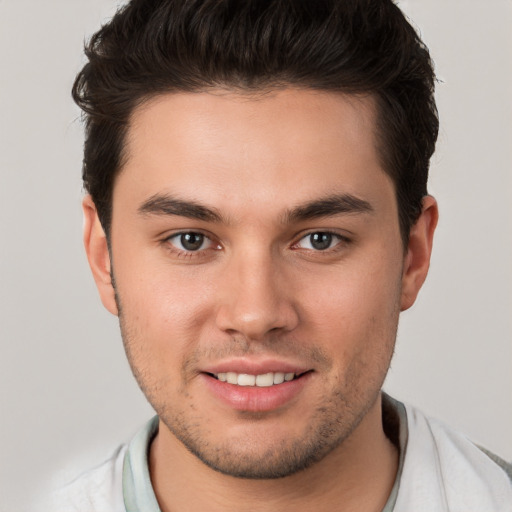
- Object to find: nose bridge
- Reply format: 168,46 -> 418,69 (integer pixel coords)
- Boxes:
215,245 -> 298,339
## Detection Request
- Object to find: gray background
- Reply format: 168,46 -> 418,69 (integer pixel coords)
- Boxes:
1,1 -> 511,510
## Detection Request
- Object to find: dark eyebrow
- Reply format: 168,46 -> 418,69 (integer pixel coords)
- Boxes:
285,194 -> 374,223
138,193 -> 373,224
138,194 -> 223,222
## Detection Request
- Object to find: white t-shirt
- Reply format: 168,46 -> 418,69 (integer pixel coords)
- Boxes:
47,395 -> 512,511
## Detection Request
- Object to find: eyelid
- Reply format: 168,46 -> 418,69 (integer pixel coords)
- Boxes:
163,230 -> 222,255
292,230 -> 351,251
168,232 -> 211,250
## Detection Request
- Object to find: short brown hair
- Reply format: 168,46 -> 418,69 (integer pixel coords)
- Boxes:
73,0 -> 438,243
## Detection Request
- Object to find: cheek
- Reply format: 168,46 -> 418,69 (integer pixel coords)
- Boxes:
297,253 -> 402,372
114,262 -> 220,385
116,252 -> 215,326
115,273 -> 211,404
300,259 -> 401,329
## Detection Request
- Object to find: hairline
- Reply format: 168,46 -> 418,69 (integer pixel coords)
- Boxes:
102,85 -> 410,247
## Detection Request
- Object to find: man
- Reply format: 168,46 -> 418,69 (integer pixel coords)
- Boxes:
53,0 -> 512,510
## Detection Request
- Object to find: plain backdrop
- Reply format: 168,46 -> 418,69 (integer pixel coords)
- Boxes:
1,1 -> 511,510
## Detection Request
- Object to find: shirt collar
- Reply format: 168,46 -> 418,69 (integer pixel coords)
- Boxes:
122,394 -> 408,512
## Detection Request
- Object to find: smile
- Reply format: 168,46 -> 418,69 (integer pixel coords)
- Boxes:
203,369 -> 312,411
213,372 -> 297,387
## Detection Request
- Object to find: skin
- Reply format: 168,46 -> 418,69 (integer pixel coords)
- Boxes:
83,88 -> 437,511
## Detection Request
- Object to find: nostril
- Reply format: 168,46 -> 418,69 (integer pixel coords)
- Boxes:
214,276 -> 300,338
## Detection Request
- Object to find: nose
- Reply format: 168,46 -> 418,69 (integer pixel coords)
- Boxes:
215,250 -> 299,340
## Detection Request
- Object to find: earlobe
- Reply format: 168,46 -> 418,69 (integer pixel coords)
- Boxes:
400,195 -> 438,311
82,195 -> 118,316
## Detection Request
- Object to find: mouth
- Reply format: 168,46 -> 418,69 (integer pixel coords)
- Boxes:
202,369 -> 312,412
209,371 -> 306,387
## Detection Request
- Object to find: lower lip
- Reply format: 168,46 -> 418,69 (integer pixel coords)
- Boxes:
201,373 -> 311,412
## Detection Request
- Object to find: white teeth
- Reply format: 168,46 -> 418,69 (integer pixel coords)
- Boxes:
226,372 -> 238,384
255,373 -> 274,387
213,371 -> 297,386
273,372 -> 285,384
237,374 -> 256,386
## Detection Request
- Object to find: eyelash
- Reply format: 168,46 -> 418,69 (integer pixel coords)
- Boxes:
162,230 -> 351,259
163,231 -> 220,260
291,231 -> 351,253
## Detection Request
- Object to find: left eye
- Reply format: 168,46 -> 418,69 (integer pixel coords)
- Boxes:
168,232 -> 213,252
296,232 -> 343,251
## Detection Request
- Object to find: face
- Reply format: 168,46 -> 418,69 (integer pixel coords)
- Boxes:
84,88 -> 436,479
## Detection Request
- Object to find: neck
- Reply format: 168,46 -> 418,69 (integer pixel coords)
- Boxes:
150,394 -> 398,512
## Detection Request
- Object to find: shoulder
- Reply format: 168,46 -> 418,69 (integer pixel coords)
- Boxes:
405,403 -> 512,481
397,401 -> 512,511
48,444 -> 127,512
478,445 -> 512,482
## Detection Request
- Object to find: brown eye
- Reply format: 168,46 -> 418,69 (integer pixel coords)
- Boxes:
169,232 -> 211,251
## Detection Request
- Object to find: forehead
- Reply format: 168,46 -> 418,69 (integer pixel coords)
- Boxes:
116,88 -> 393,220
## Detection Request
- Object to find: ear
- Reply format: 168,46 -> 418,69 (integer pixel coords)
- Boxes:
400,195 -> 438,311
82,195 -> 118,316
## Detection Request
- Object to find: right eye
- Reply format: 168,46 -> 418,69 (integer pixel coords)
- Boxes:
167,232 -> 214,252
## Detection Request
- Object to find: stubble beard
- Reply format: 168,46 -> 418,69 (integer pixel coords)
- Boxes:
118,326 -> 391,480
113,282 -> 398,480
156,383 -> 383,479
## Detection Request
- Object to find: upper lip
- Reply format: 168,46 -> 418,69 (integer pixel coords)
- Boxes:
202,358 -> 311,376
